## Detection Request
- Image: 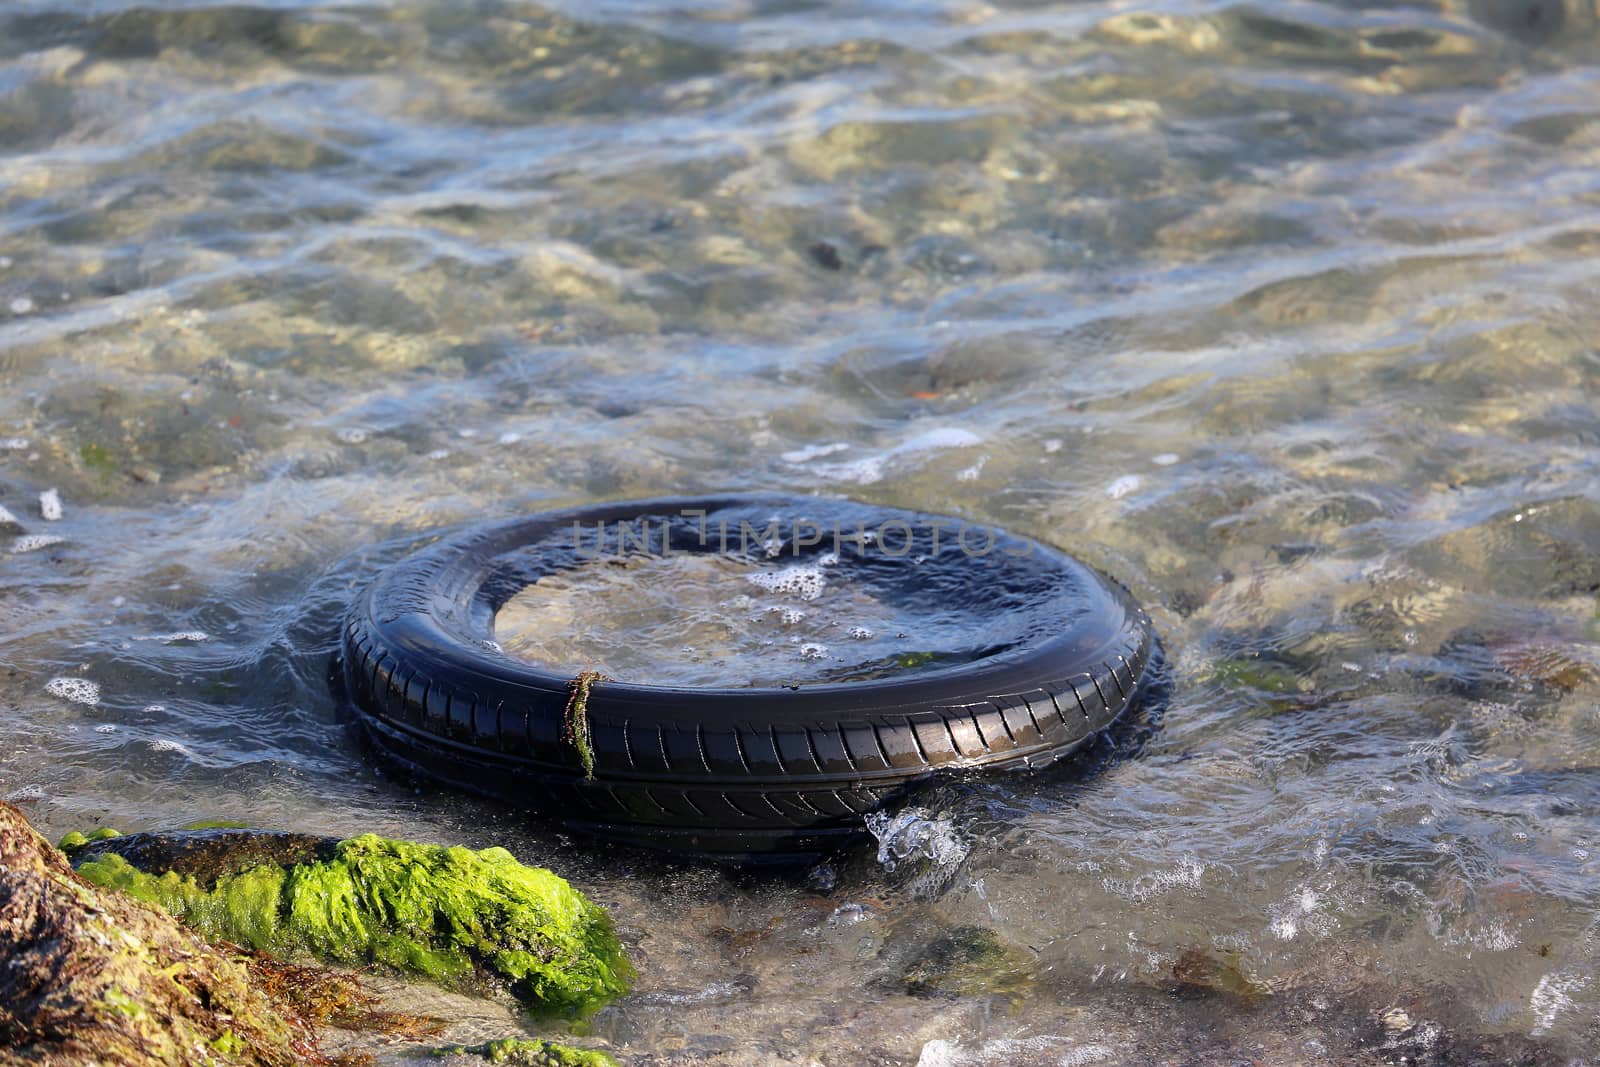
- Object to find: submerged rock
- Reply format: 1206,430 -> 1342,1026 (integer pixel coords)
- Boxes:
898,924 -> 1034,999
66,827 -> 632,1015
0,801 -> 323,1065
1164,947 -> 1272,1005
435,1037 -> 618,1066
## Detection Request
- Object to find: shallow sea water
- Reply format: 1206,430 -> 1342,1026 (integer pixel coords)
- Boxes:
490,507 -> 1093,687
3,0 -> 1600,1063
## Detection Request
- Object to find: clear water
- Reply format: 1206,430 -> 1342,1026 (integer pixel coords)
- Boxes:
3,0 -> 1600,1062
490,505 -> 1087,687
499,550 -> 938,687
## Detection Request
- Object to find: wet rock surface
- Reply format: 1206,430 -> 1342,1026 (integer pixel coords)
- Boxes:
1,804 -> 627,1066
0,800 -> 321,1066
64,826 -> 340,887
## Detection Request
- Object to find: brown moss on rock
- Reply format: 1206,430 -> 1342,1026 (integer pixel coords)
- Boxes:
0,800 -> 326,1066
245,954 -> 445,1041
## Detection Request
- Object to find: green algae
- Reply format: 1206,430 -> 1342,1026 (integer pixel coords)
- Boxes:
182,819 -> 254,831
1209,657 -> 1301,695
59,826 -> 120,851
73,833 -> 631,1015
1167,946 -> 1273,1005
436,1037 -> 617,1066
563,670 -> 603,780
80,441 -> 119,477
899,925 -> 1034,999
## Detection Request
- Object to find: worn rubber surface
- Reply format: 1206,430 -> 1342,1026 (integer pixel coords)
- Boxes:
339,495 -> 1156,858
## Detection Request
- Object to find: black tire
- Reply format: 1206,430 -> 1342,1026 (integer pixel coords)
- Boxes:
338,495 -> 1156,859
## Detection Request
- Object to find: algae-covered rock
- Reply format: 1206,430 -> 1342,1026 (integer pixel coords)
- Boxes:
64,826 -> 338,885
1165,946 -> 1273,1004
898,924 -> 1034,998
0,801 -> 323,1066
436,1037 -> 618,1066
69,828 -> 632,1015
1208,656 -> 1302,695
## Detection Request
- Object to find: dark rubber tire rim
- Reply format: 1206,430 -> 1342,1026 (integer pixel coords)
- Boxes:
339,494 -> 1156,858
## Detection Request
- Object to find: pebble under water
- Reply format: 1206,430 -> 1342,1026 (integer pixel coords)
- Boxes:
3,0 -> 1600,1063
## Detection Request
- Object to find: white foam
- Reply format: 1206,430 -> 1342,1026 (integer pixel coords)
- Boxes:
0,504 -> 19,527
798,642 -> 828,660
46,677 -> 99,706
136,631 -> 210,644
746,564 -> 829,601
812,456 -> 887,484
336,427 -> 369,444
147,738 -> 195,757
848,626 -> 874,639
1105,474 -> 1142,500
916,1040 -> 961,1067
639,981 -> 744,1006
38,488 -> 62,521
827,902 -> 874,927
1530,972 -> 1587,1036
915,1036 -> 1103,1067
94,724 -> 117,733
1102,856 -> 1205,902
807,428 -> 982,485
0,438 -> 29,450
898,427 -> 982,451
4,785 -> 45,802
1152,452 -> 1180,465
781,441 -> 850,463
12,531 -> 63,550
9,296 -> 34,315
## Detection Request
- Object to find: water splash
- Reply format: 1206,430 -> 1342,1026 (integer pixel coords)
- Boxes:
865,806 -> 968,876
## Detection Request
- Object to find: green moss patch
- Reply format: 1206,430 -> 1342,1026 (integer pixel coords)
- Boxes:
1209,656 -> 1301,694
74,833 -> 631,1014
436,1037 -> 617,1066
182,819 -> 254,831
899,924 -> 1034,998
58,826 -> 120,851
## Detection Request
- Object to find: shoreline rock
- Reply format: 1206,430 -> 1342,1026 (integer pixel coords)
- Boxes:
0,800 -> 325,1065
1,802 -> 630,1066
